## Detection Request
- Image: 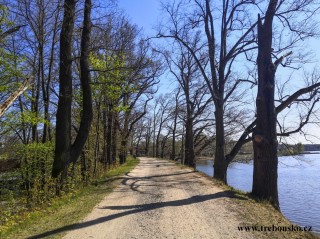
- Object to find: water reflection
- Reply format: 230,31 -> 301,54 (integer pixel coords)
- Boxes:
196,153 -> 320,233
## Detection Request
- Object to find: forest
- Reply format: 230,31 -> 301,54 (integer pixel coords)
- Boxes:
1,0 -> 320,232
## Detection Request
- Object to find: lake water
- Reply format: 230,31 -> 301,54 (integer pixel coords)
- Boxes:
196,153 -> 320,233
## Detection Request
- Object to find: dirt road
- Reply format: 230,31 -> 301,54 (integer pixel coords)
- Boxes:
62,157 -> 260,239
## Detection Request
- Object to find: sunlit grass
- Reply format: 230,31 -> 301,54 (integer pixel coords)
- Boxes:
0,157 -> 139,239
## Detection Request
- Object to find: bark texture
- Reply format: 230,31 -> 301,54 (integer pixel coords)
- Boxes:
252,0 -> 279,208
52,0 -> 76,178
52,0 -> 93,177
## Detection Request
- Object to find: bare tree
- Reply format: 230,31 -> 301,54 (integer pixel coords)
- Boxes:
160,40 -> 212,167
158,0 -> 258,181
169,87 -> 181,160
154,94 -> 170,158
144,115 -> 153,156
117,42 -> 161,164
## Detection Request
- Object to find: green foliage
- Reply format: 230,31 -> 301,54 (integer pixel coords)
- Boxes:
19,111 -> 48,125
0,4 -> 26,134
90,53 -> 124,98
0,49 -> 23,84
0,143 -> 53,227
0,139 -> 124,228
0,157 -> 139,238
19,143 -> 54,201
0,5 -> 23,89
0,5 -> 13,29
89,52 -> 131,113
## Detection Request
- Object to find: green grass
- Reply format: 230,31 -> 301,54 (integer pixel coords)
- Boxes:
0,157 -> 139,239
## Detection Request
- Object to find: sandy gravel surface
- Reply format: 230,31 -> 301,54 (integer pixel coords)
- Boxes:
62,157 -> 262,239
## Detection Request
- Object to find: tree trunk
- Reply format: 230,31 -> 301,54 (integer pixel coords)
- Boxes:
135,127 -> 143,157
70,0 -> 93,163
213,105 -> 227,182
94,100 -> 101,176
184,117 -> 195,167
145,126 -> 151,156
42,8 -> 59,143
181,124 -> 185,164
155,126 -> 162,158
52,0 -> 76,178
171,93 -> 179,160
171,128 -> 176,160
152,115 -> 156,158
31,68 -> 40,143
102,98 -> 108,166
119,139 -> 127,164
80,150 -> 87,182
152,103 -> 158,158
111,112 -> 118,165
106,102 -> 113,165
160,134 -> 169,158
52,0 -> 93,177
18,96 -> 27,144
252,1 -> 279,208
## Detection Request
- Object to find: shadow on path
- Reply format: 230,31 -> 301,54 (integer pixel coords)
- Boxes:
120,171 -> 202,195
99,170 -> 195,184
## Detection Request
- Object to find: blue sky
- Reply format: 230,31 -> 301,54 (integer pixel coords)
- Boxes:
117,0 -> 161,36
116,0 -> 320,144
117,0 -> 176,94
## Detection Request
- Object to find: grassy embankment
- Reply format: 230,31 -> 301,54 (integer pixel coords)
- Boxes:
0,157 -> 139,239
216,181 -> 319,239
171,158 -> 319,239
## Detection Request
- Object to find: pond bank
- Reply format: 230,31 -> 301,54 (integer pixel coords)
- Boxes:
197,154 -> 320,235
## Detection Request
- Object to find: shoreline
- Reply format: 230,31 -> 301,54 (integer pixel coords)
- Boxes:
196,151 -> 320,164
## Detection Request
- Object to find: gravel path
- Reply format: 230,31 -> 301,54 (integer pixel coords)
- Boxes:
63,157 -> 259,239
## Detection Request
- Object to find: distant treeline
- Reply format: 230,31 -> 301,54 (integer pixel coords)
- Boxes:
303,144 -> 320,151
